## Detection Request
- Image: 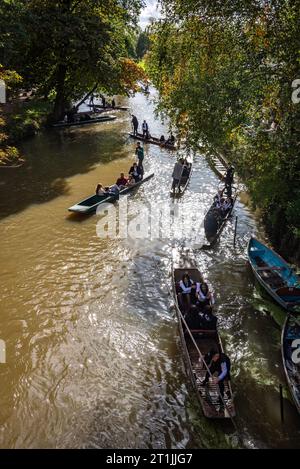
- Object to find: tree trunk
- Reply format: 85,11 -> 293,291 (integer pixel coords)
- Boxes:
52,64 -> 68,122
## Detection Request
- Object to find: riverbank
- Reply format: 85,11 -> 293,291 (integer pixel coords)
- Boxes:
0,98 -> 52,168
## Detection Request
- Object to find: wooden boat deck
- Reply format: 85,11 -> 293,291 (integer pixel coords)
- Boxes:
173,267 -> 236,419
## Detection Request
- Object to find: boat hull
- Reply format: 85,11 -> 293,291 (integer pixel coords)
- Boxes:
129,132 -> 176,151
68,173 -> 154,214
172,267 -> 236,419
248,237 -> 300,311
53,115 -> 116,128
281,314 -> 300,413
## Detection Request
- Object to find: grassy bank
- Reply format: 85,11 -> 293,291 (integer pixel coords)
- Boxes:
0,99 -> 52,167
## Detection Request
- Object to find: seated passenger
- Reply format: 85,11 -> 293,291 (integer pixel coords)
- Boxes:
178,273 -> 197,311
129,162 -> 142,182
184,305 -> 202,330
116,172 -> 128,187
126,174 -> 136,186
166,132 -> 176,145
200,305 -> 217,330
160,135 -> 165,143
96,183 -> 106,196
108,184 -> 120,195
213,189 -> 224,207
222,196 -> 233,212
196,282 -> 215,309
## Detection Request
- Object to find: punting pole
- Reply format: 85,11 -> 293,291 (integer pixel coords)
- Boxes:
174,302 -> 241,440
279,384 -> 284,423
233,216 -> 238,247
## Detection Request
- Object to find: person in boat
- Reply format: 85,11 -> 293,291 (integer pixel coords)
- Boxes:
200,350 -> 231,408
96,183 -> 106,196
126,174 -> 136,186
116,173 -> 128,188
131,115 -> 139,136
178,273 -> 197,311
220,196 -> 233,216
89,93 -> 95,107
181,159 -> 190,178
101,95 -> 106,108
107,184 -> 120,196
135,142 -> 144,167
171,158 -> 184,192
111,98 -> 116,109
213,189 -> 224,207
129,162 -> 142,182
184,305 -> 203,330
142,120 -> 149,139
160,135 -> 165,143
225,166 -> 234,189
199,305 -> 217,330
166,132 -> 176,145
196,282 -> 215,309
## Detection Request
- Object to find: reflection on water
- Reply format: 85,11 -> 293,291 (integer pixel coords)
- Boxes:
0,89 -> 299,448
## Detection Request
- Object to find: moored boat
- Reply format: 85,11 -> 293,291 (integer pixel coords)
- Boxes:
68,173 -> 154,214
53,115 -> 116,128
129,132 -> 177,150
89,104 -> 129,111
248,237 -> 300,311
281,314 -> 300,413
172,267 -> 236,419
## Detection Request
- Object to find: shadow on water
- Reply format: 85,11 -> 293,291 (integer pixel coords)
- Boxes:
0,125 -> 129,220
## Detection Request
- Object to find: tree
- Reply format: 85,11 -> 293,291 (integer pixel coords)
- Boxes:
136,30 -> 151,59
147,0 -> 300,259
0,65 -> 22,166
0,0 -> 145,121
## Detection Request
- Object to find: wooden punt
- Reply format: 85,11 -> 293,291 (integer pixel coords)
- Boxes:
172,267 -> 236,419
89,104 -> 129,112
129,132 -> 177,151
202,187 -> 237,248
68,173 -> 154,214
281,314 -> 300,413
170,161 -> 193,197
52,115 -> 117,128
248,237 -> 300,311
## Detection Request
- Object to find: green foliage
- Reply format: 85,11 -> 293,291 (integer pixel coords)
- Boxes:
0,0 -> 145,119
147,0 -> 300,259
136,30 -> 151,59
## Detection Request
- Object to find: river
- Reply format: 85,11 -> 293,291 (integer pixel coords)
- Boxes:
0,90 -> 299,448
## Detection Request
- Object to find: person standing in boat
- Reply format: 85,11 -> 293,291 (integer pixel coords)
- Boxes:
200,350 -> 231,409
142,120 -> 149,139
131,115 -> 139,136
171,158 -> 184,192
101,95 -> 106,108
89,93 -> 95,109
111,98 -> 116,109
135,142 -> 144,169
224,166 -> 234,193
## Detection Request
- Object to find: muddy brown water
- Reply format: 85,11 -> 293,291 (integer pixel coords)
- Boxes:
0,90 -> 299,448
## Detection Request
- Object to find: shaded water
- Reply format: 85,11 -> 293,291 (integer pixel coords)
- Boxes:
0,90 -> 300,448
